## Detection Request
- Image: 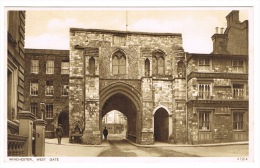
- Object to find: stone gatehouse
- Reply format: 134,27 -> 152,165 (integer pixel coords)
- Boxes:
69,28 -> 187,145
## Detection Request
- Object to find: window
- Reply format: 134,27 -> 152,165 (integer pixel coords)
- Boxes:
233,84 -> 244,99
112,51 -> 126,75
61,62 -> 69,74
198,84 -> 211,99
62,85 -> 69,96
45,104 -> 53,119
45,81 -> 54,96
233,112 -> 244,130
113,35 -> 126,46
198,58 -> 210,71
30,82 -> 38,96
30,103 -> 38,117
31,60 -> 39,74
232,60 -> 244,73
89,57 -> 95,75
199,111 -> 211,130
145,59 -> 150,76
46,60 -> 54,74
152,51 -> 165,75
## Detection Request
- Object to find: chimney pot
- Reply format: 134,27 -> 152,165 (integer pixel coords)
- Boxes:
220,27 -> 224,34
215,27 -> 219,34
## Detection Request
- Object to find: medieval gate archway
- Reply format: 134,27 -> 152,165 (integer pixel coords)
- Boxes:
100,82 -> 141,143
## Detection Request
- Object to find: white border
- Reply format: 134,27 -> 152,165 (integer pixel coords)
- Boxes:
1,1 -> 259,168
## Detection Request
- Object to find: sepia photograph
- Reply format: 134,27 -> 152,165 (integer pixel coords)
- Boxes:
1,2 -> 258,168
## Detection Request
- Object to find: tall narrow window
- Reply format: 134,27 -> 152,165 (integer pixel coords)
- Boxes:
145,59 -> 150,76
233,112 -> 244,130
199,111 -> 211,130
198,58 -> 210,72
31,60 -> 39,74
45,81 -> 54,96
198,84 -> 211,99
30,103 -> 38,117
30,82 -> 38,96
152,51 -> 165,75
232,60 -> 244,73
61,61 -> 69,74
112,51 -> 126,75
46,60 -> 54,74
62,85 -> 69,96
233,84 -> 244,99
45,104 -> 53,119
89,57 -> 95,75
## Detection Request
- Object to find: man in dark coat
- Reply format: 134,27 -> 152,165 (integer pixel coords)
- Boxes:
56,124 -> 64,145
103,127 -> 108,140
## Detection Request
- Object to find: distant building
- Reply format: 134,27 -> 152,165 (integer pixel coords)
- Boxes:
24,49 -> 70,138
102,110 -> 127,134
186,10 -> 248,144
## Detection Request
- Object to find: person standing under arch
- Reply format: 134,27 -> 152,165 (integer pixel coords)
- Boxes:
103,127 -> 108,140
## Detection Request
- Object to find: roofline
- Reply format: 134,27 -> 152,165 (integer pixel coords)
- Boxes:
70,28 -> 182,37
187,53 -> 248,62
25,48 -> 70,55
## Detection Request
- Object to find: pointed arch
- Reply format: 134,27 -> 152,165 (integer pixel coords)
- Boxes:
152,50 -> 166,75
112,49 -> 127,75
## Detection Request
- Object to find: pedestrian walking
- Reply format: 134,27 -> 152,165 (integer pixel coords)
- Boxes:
103,127 -> 108,140
56,124 -> 63,145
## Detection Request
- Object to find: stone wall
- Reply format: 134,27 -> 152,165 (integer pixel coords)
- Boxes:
8,11 -> 26,119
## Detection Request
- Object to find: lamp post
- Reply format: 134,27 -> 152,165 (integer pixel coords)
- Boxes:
40,103 -> 45,120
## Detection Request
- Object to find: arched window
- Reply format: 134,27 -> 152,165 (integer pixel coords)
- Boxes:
112,50 -> 126,75
145,59 -> 150,76
89,57 -> 95,75
152,51 -> 165,75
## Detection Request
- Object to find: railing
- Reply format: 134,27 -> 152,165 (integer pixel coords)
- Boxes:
8,134 -> 27,156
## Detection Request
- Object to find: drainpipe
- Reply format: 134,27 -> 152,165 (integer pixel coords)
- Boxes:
185,52 -> 188,144
83,49 -> 86,132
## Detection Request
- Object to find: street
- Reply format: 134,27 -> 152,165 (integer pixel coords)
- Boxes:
45,135 -> 248,157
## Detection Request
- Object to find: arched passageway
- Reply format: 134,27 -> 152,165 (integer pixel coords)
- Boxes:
58,111 -> 69,137
101,93 -> 138,142
154,108 -> 169,142
102,110 -> 127,140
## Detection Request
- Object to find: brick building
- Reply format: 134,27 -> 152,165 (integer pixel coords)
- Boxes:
68,10 -> 248,145
186,10 -> 248,144
24,49 -> 70,138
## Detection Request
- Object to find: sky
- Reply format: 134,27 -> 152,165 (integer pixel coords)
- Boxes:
24,7 -> 249,54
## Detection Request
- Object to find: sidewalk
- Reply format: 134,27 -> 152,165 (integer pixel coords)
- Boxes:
124,139 -> 249,148
45,137 -> 109,147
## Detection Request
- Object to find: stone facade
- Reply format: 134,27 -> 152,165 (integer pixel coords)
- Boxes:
70,28 -> 185,144
24,49 -> 70,138
7,11 -> 26,127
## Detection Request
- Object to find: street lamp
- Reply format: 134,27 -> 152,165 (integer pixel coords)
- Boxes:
40,103 -> 45,120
